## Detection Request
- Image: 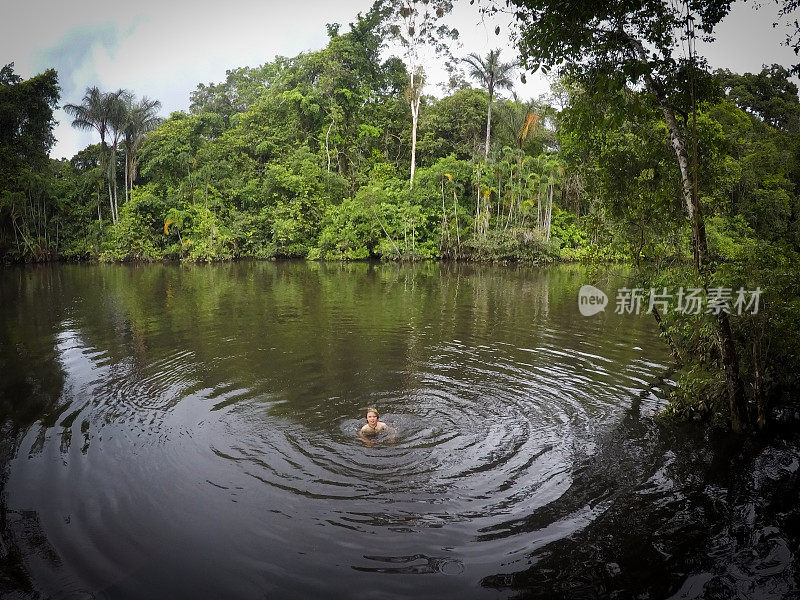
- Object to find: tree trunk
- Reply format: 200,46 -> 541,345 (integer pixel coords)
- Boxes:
325,119 -> 333,173
452,190 -> 460,253
97,181 -> 102,249
410,96 -> 419,188
485,90 -> 493,160
131,154 -> 139,189
99,135 -> 114,223
648,84 -> 708,270
409,70 -> 420,189
474,184 -> 482,236
753,339 -> 766,429
537,186 -> 542,232
549,184 -> 553,235
643,73 -> 749,432
108,181 -> 114,224
440,179 -> 450,254
125,150 -> 129,204
717,312 -> 749,432
625,35 -> 708,268
111,143 -> 118,222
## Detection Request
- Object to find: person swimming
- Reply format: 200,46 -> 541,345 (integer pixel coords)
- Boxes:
359,407 -> 387,437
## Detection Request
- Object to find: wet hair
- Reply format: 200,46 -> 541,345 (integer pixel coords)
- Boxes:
366,407 -> 379,417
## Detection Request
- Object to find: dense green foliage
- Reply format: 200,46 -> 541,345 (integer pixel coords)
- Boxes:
2,9 -> 568,264
508,0 -> 800,431
556,69 -> 800,427
0,63 -> 59,261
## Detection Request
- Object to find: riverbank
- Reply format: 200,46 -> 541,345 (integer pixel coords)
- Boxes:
2,224 -> 627,265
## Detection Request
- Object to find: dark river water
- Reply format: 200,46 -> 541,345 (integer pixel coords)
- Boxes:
1,262 -> 797,599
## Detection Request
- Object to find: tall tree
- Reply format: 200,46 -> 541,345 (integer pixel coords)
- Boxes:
382,0 -> 458,188
716,64 -> 800,133
0,64 -> 59,170
462,49 -> 516,159
507,0 -> 751,431
64,87 -> 127,222
0,63 -> 59,260
106,90 -> 129,222
122,95 -> 162,202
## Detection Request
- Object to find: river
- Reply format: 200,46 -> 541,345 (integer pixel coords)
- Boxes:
1,262 -> 797,599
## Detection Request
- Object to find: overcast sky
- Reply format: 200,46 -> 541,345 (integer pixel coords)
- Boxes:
2,0 -> 797,160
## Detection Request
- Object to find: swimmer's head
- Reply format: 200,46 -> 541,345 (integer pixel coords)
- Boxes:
366,407 -> 378,427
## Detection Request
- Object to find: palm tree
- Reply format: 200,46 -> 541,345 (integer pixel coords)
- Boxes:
122,96 -> 162,202
106,90 -> 129,222
64,87 -> 114,220
63,86 -> 110,150
533,153 -> 564,241
64,87 -> 127,222
497,94 -> 540,153
463,49 -> 516,159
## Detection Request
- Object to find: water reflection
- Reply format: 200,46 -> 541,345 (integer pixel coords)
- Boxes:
0,262 -> 797,599
353,554 -> 465,575
481,422 -> 800,599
